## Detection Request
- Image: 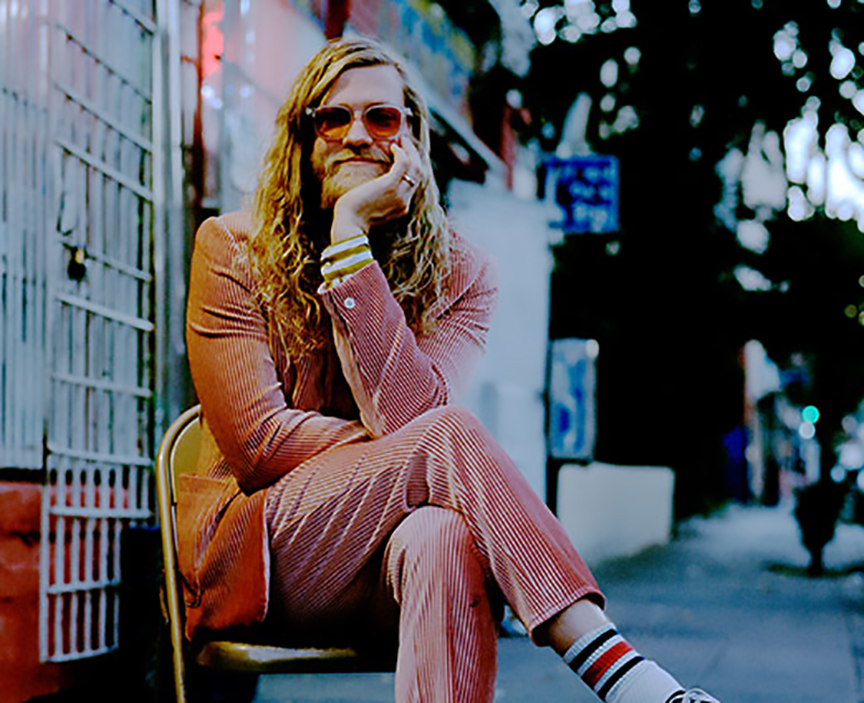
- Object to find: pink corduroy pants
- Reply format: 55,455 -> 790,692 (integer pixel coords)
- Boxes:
264,405 -> 603,703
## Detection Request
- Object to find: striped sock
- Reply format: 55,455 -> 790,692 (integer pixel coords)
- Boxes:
562,624 -> 685,703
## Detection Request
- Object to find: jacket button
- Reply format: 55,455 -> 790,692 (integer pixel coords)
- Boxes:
343,297 -> 356,309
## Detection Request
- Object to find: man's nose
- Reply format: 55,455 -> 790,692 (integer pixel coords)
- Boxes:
342,113 -> 373,145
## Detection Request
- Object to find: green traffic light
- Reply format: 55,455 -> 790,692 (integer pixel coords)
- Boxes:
802,405 -> 820,424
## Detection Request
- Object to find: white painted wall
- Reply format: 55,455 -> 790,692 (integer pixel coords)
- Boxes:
447,177 -> 558,499
557,462 -> 675,565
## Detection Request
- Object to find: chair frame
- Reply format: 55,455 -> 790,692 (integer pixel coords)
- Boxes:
155,405 -> 379,703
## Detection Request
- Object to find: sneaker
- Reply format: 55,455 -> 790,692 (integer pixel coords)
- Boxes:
668,688 -> 721,703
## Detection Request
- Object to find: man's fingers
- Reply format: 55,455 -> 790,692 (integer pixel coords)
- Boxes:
390,142 -> 419,188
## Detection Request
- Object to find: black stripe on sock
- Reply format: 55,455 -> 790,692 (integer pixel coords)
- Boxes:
665,689 -> 686,703
568,627 -> 618,673
597,654 -> 645,700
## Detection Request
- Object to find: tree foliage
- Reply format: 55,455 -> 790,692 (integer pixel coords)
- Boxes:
513,0 -> 864,514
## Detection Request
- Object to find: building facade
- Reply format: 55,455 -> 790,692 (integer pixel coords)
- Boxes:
0,1 -> 551,700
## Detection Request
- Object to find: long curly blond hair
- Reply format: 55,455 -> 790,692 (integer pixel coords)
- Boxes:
250,37 -> 451,358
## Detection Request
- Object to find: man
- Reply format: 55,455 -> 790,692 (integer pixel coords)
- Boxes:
181,36 -> 720,703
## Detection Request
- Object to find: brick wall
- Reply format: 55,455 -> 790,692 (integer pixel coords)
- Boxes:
0,482 -> 103,703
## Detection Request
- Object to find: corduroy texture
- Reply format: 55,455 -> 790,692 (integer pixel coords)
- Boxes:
264,406 -> 605,701
181,209 -> 500,635
182,210 -> 606,702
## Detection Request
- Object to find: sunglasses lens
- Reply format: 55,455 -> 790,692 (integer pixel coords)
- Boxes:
364,106 -> 403,138
313,106 -> 351,139
311,105 -> 407,140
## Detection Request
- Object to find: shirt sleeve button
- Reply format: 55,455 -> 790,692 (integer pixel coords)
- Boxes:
343,297 -> 356,309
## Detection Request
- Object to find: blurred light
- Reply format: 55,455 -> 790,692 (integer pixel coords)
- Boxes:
542,122 -> 556,139
200,84 -> 223,109
793,50 -> 808,69
600,59 -> 619,87
601,18 -> 618,33
784,115 -> 816,183
858,471 -> 864,492
796,76 -> 812,92
614,105 -> 639,132
521,0 -> 540,18
799,422 -> 816,440
752,0 -> 763,8
689,147 -> 702,161
616,11 -> 636,28
606,240 -> 621,256
506,89 -> 523,109
827,0 -> 841,9
831,47 -> 856,80
807,153 -> 827,205
534,7 -> 560,45
624,47 -> 641,66
850,142 -> 864,176
600,94 -> 616,112
841,442 -> 864,469
843,415 -> 859,434
802,405 -> 820,423
561,25 -> 583,42
689,0 -> 701,14
774,29 -> 796,62
577,10 -> 600,32
586,339 -> 600,358
734,265 -> 773,291
832,465 -> 848,482
846,304 -> 859,318
690,104 -> 705,128
859,275 -> 864,286
737,220 -> 770,253
841,80 -> 858,99
565,0 -> 592,22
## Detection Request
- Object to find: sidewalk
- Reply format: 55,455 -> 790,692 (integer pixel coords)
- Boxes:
253,504 -> 864,703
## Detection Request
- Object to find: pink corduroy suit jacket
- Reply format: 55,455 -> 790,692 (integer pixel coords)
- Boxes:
179,210 -> 498,639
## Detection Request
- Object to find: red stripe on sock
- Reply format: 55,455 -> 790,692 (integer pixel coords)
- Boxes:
582,640 -> 634,689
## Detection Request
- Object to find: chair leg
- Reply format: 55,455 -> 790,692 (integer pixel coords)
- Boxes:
187,667 -> 260,703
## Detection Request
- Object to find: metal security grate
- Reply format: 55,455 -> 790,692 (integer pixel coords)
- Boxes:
38,0 -> 160,662
0,0 -> 51,470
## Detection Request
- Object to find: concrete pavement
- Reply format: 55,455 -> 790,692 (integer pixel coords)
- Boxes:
253,504 -> 864,703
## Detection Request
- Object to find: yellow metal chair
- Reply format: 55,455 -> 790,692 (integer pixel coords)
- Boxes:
155,405 -> 386,703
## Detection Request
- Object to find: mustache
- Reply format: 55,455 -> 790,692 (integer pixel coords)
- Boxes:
324,148 -> 391,174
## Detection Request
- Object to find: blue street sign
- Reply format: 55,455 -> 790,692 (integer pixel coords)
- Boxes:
545,155 -> 619,234
548,338 -> 597,460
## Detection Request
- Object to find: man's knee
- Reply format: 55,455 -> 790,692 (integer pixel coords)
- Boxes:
384,507 -> 482,596
388,506 -> 472,562
413,405 -> 489,450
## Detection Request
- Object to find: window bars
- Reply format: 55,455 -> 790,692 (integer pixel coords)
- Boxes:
39,0 -> 158,662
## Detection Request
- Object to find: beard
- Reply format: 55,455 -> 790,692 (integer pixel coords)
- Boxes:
314,146 -> 392,210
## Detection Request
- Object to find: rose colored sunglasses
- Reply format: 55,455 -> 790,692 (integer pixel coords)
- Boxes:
305,104 -> 412,141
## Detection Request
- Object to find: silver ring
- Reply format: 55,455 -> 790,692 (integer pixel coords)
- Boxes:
402,174 -> 416,187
